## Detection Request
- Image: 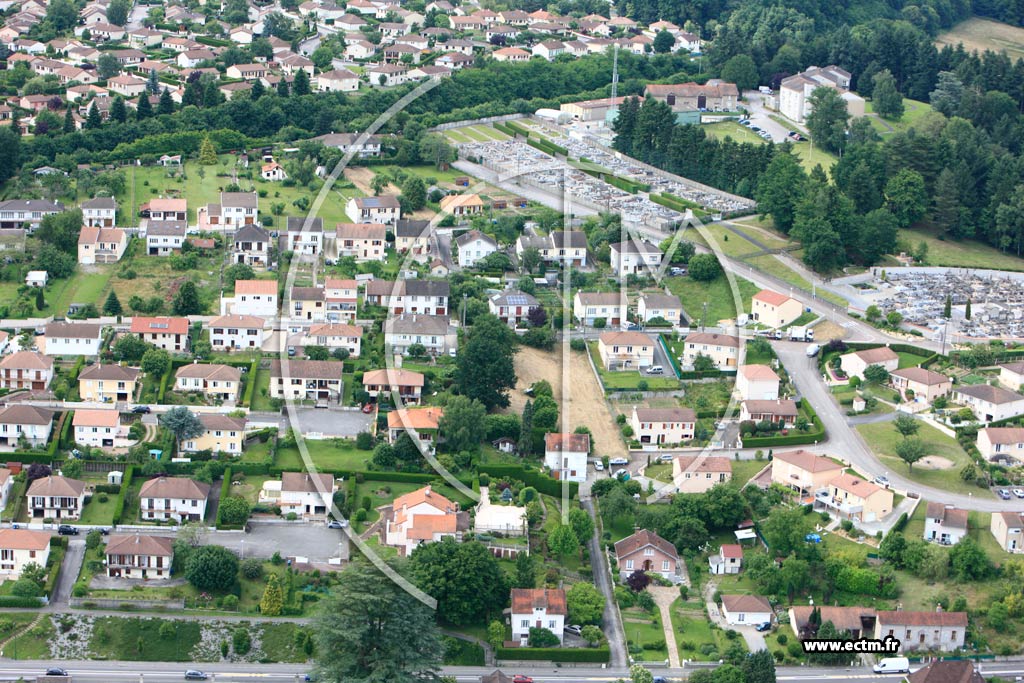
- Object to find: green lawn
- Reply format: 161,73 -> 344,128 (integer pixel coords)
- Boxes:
865,99 -> 935,137
621,606 -> 668,661
789,140 -> 840,174
108,248 -> 226,316
856,420 -> 984,496
687,223 -> 778,259
273,439 -> 374,472
2,613 -> 56,660
249,369 -> 275,412
897,352 -> 930,369
670,600 -> 743,661
445,129 -> 472,144
40,268 -> 116,317
665,273 -> 760,327
731,458 -> 769,485
79,492 -> 118,525
899,226 -> 1024,271
702,122 -> 762,145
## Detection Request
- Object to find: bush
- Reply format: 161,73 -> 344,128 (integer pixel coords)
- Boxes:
222,594 -> 239,610
776,633 -> 787,645
240,558 -> 263,580
232,627 -> 252,655
494,647 -> 610,662
355,431 -> 374,450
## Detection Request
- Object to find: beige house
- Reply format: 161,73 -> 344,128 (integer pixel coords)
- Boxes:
614,529 -> 680,580
998,362 -> 1024,391
387,406 -> 444,445
750,289 -> 802,329
814,472 -> 893,523
736,364 -> 780,401
0,351 -> 54,391
181,414 -> 246,455
105,534 -> 174,580
953,384 -> 1024,423
597,331 -> 655,371
977,426 -> 1024,462
770,449 -> 844,495
672,455 -> 732,493
874,610 -> 967,652
77,226 -> 128,265
739,399 -> 798,427
26,475 -> 86,519
0,528 -> 50,580
572,292 -> 626,327
78,364 -> 139,402
269,359 -> 344,402
991,511 -> 1024,553
301,323 -> 363,358
139,477 -> 211,522
630,406 -> 695,445
682,333 -> 740,368
839,347 -> 899,380
637,293 -> 682,326
890,367 -> 951,404
173,363 -> 241,402
335,223 -> 387,262
362,368 -> 424,404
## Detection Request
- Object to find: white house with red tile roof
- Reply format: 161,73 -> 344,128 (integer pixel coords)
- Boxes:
222,279 -> 278,317
721,594 -> 772,626
73,408 -> 129,449
840,347 -> 899,380
736,364 -> 780,401
543,432 -> 589,482
630,406 -> 696,445
511,588 -> 567,645
0,528 -> 50,579
384,485 -> 466,556
129,317 -> 189,352
709,543 -> 743,575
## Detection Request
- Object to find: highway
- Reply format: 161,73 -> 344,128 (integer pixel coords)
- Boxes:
6,660 -> 1024,682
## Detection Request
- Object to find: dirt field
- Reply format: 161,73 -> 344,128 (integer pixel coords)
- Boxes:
343,167 -> 435,220
917,456 -> 955,470
508,346 -> 628,459
936,17 -> 1024,61
811,320 -> 847,341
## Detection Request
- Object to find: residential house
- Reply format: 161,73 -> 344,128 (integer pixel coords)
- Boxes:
140,198 -> 186,222
260,162 -> 287,182
614,529 -> 680,580
345,196 -> 401,225
750,289 -> 803,329
324,278 -> 358,322
493,46 -> 531,62
395,219 -> 432,259
0,405 -> 52,448
387,407 -> 444,446
25,270 -> 48,287
0,469 -> 12,512
708,544 -> 743,575
739,399 -> 799,428
532,40 -> 565,60
181,414 -> 246,455
383,484 -> 466,556
890,367 -> 952,403
223,279 -> 278,317
284,216 -> 323,256
873,609 -> 967,652
226,63 -> 267,80
840,347 -> 899,380
26,475 -> 85,519
0,199 -> 63,231
953,384 -> 1024,423
77,226 -> 128,264
107,75 -> 148,98
789,605 -> 877,640
81,196 -> 116,227
597,331 -> 655,371
644,81 -> 738,113
260,472 -> 336,518
335,223 -> 387,261
144,222 -> 187,255
991,511 -> 1024,553
978,426 -> 1024,462
999,361 -> 1024,391
129,317 -> 189,352
770,449 -> 844,495
199,192 -> 259,228
367,63 -> 408,87
672,455 -> 732,493
510,588 -> 567,645
0,351 -> 53,391
301,323 -> 363,357
721,595 -> 773,626
543,432 -> 589,482
138,477 -> 211,522
454,229 -> 497,267
609,240 -> 662,279
440,193 -> 485,217
173,363 -> 241,402
924,503 -> 968,546
736,364 -> 780,401
386,281 -> 453,316
682,332 -> 740,368
312,132 -> 383,158
385,314 -> 457,355
73,408 -> 129,449
44,322 -> 102,357
814,472 -> 893,523
630,406 -> 696,445
488,290 -> 540,326
105,533 -> 173,580
362,368 -> 424,404
78,363 -> 139,402
907,661 -> 984,683
209,314 -> 267,351
637,293 -> 682,326
0,529 -> 50,580
233,225 -> 272,266
268,359 -> 344,402
572,292 -> 626,326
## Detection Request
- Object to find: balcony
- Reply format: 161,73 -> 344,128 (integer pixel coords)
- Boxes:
814,489 -> 863,517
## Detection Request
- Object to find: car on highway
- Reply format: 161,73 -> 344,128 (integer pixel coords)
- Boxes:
999,489 -> 1013,500
131,405 -> 151,414
564,624 -> 582,636
513,676 -> 534,683
1014,489 -> 1024,499
184,671 -> 209,681
45,668 -> 68,677
755,621 -> 772,632
57,524 -> 79,536
609,457 -> 628,466
326,519 -> 348,529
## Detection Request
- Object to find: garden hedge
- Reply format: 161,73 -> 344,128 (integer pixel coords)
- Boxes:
478,464 -> 576,498
113,465 -> 135,524
215,467 -> 235,529
496,647 -> 610,662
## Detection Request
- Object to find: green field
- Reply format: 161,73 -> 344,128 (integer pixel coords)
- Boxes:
856,420 -> 982,496
42,269 -> 116,317
621,605 -> 668,661
936,16 -> 1024,61
79,492 -> 118,525
665,273 -> 760,326
273,439 -> 374,472
864,99 -> 935,137
899,226 -> 1024,271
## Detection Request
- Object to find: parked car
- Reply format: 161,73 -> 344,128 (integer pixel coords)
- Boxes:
131,405 -> 151,414
1014,489 -> 1024,499
873,475 -> 890,487
593,461 -> 604,471
669,266 -> 687,276
45,668 -> 68,677
326,519 -> 348,529
647,365 -> 664,375
609,457 -> 628,466
613,468 -> 630,480
57,525 -> 79,536
999,489 -> 1012,500
184,671 -> 209,681
564,624 -> 582,636
657,453 -> 674,462
755,621 -> 772,632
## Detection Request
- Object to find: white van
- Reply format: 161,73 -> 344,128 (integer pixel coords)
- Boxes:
872,657 -> 910,674
647,366 -> 664,375
805,344 -> 820,358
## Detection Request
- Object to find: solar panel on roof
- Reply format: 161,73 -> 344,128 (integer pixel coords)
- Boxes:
506,295 -> 529,305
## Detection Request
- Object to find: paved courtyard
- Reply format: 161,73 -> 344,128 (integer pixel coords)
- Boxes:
289,406 -> 374,438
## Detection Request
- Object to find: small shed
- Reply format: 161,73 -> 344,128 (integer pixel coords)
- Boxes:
852,396 -> 866,412
108,470 -> 124,485
25,270 -> 48,287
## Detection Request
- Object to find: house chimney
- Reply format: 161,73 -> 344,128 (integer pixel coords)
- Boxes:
424,485 -> 431,497
936,604 -> 943,613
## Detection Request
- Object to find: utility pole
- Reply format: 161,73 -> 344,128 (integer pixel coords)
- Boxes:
701,301 -> 708,332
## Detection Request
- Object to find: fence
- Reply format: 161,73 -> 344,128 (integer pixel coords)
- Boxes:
70,597 -> 185,610
429,113 -> 528,133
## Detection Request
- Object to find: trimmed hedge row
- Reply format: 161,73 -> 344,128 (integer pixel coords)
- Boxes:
496,647 -> 610,662
478,463 -> 577,498
603,174 -> 650,194
525,136 -> 569,158
504,120 -> 530,137
742,400 -> 825,447
113,465 -> 135,524
0,596 -> 45,608
215,467 -> 234,529
241,360 -> 259,408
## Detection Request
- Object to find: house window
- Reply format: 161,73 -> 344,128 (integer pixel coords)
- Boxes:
643,547 -> 653,556
521,620 -> 529,627
547,620 -> 555,629
662,561 -> 670,571
625,560 -> 633,570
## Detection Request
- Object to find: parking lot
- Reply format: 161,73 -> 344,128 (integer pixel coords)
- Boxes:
289,406 -> 374,438
216,521 -> 350,562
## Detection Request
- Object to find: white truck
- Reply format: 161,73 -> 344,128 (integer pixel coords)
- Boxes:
788,326 -> 814,342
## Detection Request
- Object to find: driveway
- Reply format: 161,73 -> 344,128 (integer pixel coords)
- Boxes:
212,522 -> 349,562
649,586 -> 681,667
53,539 -> 86,606
702,580 -> 766,652
288,406 -> 374,438
582,498 -> 626,667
